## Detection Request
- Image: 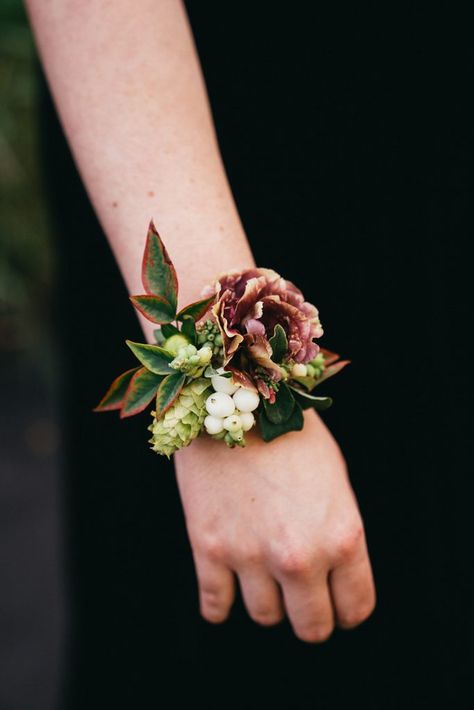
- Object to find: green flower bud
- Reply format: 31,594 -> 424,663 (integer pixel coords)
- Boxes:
163,334 -> 190,356
170,344 -> 214,377
198,346 -> 213,365
307,352 -> 326,379
221,429 -> 246,448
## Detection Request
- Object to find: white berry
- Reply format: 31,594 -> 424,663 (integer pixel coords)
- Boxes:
232,388 -> 260,413
223,414 -> 242,432
239,412 -> 255,431
292,363 -> 307,377
205,391 -> 235,418
211,373 -> 239,395
204,415 -> 224,435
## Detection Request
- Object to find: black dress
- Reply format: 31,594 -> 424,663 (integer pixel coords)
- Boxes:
37,5 -> 472,708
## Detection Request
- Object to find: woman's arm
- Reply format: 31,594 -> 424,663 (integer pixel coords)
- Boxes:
25,0 -> 376,641
25,0 -> 255,342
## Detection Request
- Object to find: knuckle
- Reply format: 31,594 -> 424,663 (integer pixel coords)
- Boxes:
296,623 -> 334,644
331,523 -> 364,563
275,546 -> 313,576
241,544 -> 264,567
200,534 -> 228,562
231,539 -> 264,568
270,523 -> 317,576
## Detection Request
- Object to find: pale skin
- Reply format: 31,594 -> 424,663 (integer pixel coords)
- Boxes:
26,0 -> 376,642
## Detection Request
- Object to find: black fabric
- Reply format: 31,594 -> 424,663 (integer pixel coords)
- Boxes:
37,6 -> 472,708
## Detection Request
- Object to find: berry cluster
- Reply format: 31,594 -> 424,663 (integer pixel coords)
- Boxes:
204,369 -> 260,447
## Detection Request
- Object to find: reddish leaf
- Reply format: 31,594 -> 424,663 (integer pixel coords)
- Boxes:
142,219 -> 178,311
120,367 -> 163,418
312,359 -> 351,387
126,340 -> 175,374
93,367 -> 140,412
319,347 -> 341,366
155,372 -> 186,418
129,294 -> 176,324
177,295 -> 216,322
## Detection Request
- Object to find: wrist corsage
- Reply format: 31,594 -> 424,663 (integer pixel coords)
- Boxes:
94,220 -> 350,457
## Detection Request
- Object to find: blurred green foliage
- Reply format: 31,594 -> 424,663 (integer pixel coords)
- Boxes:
0,0 -> 53,351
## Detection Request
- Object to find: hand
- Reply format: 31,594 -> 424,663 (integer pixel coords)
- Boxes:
174,408 -> 376,643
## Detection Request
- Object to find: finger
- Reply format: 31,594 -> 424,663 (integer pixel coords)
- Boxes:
276,563 -> 334,643
329,533 -> 376,629
193,553 -> 236,624
237,566 -> 285,627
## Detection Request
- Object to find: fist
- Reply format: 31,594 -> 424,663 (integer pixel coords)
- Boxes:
174,408 -> 376,642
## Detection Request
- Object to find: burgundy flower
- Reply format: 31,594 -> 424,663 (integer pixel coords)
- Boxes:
199,268 -> 323,389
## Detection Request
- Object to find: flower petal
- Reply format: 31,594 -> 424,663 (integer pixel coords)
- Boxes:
245,334 -> 285,381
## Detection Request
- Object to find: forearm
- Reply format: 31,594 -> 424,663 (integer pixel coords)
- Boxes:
25,0 -> 255,342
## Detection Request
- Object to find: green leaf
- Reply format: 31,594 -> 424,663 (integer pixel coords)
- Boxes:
203,365 -> 231,378
177,295 -> 215,322
120,368 -> 163,418
126,340 -> 175,374
262,382 -> 295,424
155,372 -> 186,418
154,328 -> 165,345
142,219 -> 178,311
311,396 -> 333,411
93,367 -> 140,412
289,387 -> 333,411
269,324 -> 288,363
258,400 -> 304,442
129,294 -> 176,324
160,323 -> 180,338
291,375 -> 317,391
181,315 -> 197,344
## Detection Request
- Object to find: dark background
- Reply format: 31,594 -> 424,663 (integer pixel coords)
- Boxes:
1,3 -> 472,708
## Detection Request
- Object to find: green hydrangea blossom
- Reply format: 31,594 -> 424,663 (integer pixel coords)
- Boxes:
148,377 -> 211,458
